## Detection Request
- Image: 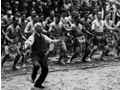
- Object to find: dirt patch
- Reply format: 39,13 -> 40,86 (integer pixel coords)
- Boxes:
1,57 -> 120,90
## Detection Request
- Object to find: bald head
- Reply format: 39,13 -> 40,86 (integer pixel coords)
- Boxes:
34,23 -> 42,34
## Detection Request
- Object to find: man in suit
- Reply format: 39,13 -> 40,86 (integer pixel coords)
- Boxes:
24,22 -> 63,89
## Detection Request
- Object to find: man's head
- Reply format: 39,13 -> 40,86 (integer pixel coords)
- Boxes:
35,15 -> 40,23
84,12 -> 89,20
39,13 -> 44,22
21,12 -> 26,20
71,11 -> 76,19
55,13 -> 61,24
97,12 -> 102,20
47,0 -> 52,7
4,2 -> 11,9
32,1 -> 36,7
39,0 -> 43,6
33,15 -> 40,23
92,9 -> 98,15
49,10 -> 55,17
7,10 -> 12,17
23,1 -> 28,7
54,1 -> 58,6
13,16 -> 19,26
14,11 -> 20,18
34,22 -> 42,34
15,1 -> 19,7
61,9 -> 67,17
31,10 -> 37,18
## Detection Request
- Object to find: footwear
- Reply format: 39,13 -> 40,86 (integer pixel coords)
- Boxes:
66,59 -> 71,63
39,85 -> 45,89
57,61 -> 65,65
34,85 -> 45,90
86,58 -> 91,62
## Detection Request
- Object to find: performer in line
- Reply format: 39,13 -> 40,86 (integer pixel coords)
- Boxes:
24,23 -> 63,89
88,12 -> 107,61
67,15 -> 91,63
2,16 -> 25,70
46,13 -> 69,64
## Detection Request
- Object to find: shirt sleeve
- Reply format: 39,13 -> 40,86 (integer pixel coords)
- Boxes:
42,34 -> 52,43
24,35 -> 34,49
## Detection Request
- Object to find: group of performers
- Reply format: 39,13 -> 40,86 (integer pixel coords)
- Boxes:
1,0 -> 120,89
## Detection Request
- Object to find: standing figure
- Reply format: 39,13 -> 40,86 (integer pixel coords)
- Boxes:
24,23 -> 63,89
88,12 -> 107,61
2,17 -> 24,70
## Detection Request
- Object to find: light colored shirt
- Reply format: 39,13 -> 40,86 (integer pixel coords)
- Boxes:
24,21 -> 35,34
92,19 -> 105,32
49,21 -> 63,31
49,21 -> 63,37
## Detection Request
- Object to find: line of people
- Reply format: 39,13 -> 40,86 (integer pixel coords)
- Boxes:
1,0 -> 120,89
1,0 -> 120,69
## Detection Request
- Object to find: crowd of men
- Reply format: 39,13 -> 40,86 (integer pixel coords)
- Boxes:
1,0 -> 120,89
1,0 -> 120,69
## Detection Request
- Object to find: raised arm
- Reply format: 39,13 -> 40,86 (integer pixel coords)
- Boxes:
42,34 -> 63,44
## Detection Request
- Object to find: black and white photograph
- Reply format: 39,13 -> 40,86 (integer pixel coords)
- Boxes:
1,0 -> 120,90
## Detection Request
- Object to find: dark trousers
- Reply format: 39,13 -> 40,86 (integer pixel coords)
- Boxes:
31,54 -> 48,88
